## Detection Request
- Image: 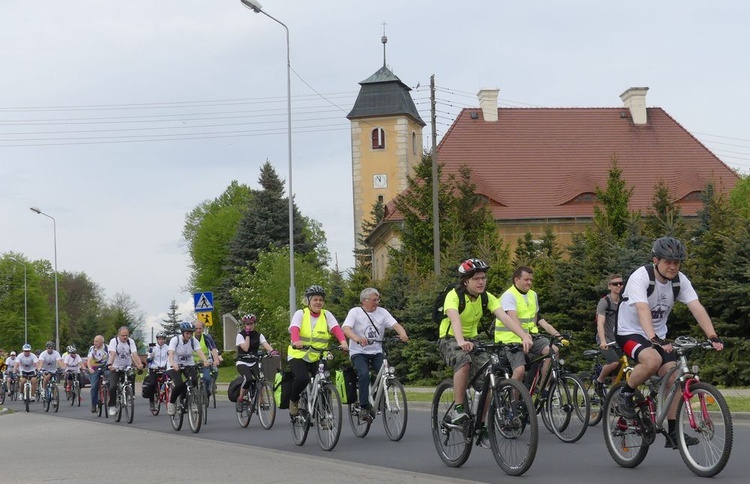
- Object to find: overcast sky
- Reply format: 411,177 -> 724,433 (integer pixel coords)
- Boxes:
2,1 -> 748,339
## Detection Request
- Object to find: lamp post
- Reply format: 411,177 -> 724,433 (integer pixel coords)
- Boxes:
9,257 -> 28,344
240,0 -> 296,318
30,206 -> 59,351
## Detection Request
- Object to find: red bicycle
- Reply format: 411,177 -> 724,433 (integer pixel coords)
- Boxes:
150,370 -> 171,416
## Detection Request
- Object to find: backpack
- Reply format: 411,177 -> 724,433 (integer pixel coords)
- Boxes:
622,264 -> 681,301
433,283 -> 490,337
594,295 -> 618,325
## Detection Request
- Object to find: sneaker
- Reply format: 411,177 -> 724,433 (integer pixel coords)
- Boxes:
90,405 -> 96,414
167,402 -> 176,416
108,406 -> 117,417
149,399 -> 156,412
617,390 -> 637,419
235,400 -> 243,412
448,404 -> 469,424
359,405 -> 374,422
289,399 -> 299,417
594,381 -> 606,398
665,431 -> 699,449
479,426 -> 491,449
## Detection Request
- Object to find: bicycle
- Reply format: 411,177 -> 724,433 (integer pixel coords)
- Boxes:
432,341 -> 538,476
210,366 -> 218,409
112,367 -> 136,424
602,336 -> 733,477
6,372 -> 19,401
40,370 -> 60,414
347,337 -> 408,441
524,334 -> 590,443
580,343 -> 633,426
169,365 -> 202,433
0,373 -> 6,405
236,353 -> 277,430
20,372 -> 37,412
149,370 -> 170,416
95,368 -> 109,418
290,346 -> 344,451
64,371 -> 81,407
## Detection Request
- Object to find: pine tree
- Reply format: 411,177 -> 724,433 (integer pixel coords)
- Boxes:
593,155 -> 634,240
161,298 -> 181,337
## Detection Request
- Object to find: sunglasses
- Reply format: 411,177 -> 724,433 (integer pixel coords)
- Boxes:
610,282 -> 624,287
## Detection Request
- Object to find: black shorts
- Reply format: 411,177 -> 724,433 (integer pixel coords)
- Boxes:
615,333 -> 676,366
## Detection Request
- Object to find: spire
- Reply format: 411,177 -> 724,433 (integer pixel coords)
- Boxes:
381,21 -> 387,68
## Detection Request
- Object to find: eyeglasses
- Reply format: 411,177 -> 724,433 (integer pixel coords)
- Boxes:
610,282 -> 624,287
366,297 -> 380,302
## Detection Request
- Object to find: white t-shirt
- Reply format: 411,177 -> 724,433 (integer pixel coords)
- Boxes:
88,345 -> 108,368
62,354 -> 83,373
168,336 -> 200,367
4,357 -> 16,371
16,353 -> 38,373
38,350 -> 62,372
148,344 -> 170,369
500,289 -> 539,316
342,306 -> 398,356
108,337 -> 138,369
616,266 -> 698,339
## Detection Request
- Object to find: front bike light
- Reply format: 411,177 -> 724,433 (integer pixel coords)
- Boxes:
387,367 -> 396,376
323,370 -> 331,379
692,364 -> 700,374
558,358 -> 565,367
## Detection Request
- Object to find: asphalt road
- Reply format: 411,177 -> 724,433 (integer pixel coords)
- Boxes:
2,389 -> 747,483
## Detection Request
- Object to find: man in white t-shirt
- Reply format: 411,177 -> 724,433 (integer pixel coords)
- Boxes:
166,322 -> 210,416
61,345 -> 83,394
36,341 -> 62,392
106,326 -> 144,416
342,288 -> 408,420
615,237 -> 723,448
15,345 -> 39,400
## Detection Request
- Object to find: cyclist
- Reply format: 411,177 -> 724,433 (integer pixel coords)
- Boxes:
87,335 -> 109,413
143,332 -> 169,410
593,273 -> 624,396
342,287 -> 409,420
62,345 -> 83,394
287,285 -> 348,417
36,342 -> 62,393
15,344 -> 39,401
193,320 -> 222,397
235,313 -> 279,412
439,259 -> 531,427
497,266 -> 564,385
3,351 -> 17,396
615,236 -> 723,448
106,327 -> 144,417
166,322 -> 210,416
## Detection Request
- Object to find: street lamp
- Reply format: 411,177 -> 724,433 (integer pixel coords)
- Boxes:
240,0 -> 296,318
30,206 -> 60,351
8,257 -> 28,344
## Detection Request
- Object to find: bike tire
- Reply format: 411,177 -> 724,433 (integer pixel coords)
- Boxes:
201,384 -> 209,425
548,374 -> 589,443
382,378 -> 408,442
125,385 -> 135,424
99,384 -> 108,418
430,379 -> 473,468
76,382 -> 81,407
315,383 -> 342,451
43,386 -> 51,412
237,394 -> 251,428
0,382 -> 6,405
24,385 -> 30,412
11,380 -> 19,401
51,384 -> 59,413
170,399 -> 184,431
488,378 -> 538,476
258,380 -> 277,430
115,387 -> 123,423
602,383 -> 649,468
676,381 -> 733,477
291,392 -> 311,446
188,388 -> 202,433
348,402 -> 371,438
581,373 -> 604,426
211,379 -> 217,409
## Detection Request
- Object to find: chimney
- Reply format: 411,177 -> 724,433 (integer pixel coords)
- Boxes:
620,87 -> 649,125
477,88 -> 500,122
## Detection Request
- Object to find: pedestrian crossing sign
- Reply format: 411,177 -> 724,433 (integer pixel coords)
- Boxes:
193,292 -> 214,311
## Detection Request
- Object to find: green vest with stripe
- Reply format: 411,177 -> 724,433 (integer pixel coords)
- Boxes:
287,308 -> 330,362
495,286 -> 539,343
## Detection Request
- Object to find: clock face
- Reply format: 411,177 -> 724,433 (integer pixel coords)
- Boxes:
373,173 -> 387,189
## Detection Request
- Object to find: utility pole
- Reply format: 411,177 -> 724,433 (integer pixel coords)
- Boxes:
430,74 -> 441,276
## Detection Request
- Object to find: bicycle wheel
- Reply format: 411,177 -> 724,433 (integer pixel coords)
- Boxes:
315,383 -> 342,451
431,379 -> 473,468
237,394 -> 251,428
170,397 -> 184,431
51,384 -> 59,413
24,385 -> 30,412
382,378 -> 408,441
348,402 -> 371,438
0,382 -> 6,405
581,373 -> 604,426
258,380 -> 277,430
211,379 -> 217,409
75,381 -> 81,407
188,388 -> 202,433
488,378 -> 538,476
98,385 -> 107,418
291,391 -> 311,446
115,387 -> 123,422
11,380 -> 19,401
125,385 -> 135,424
201,384 -> 209,425
602,383 -> 649,468
547,375 -> 589,443
43,386 -> 51,412
676,381 -> 733,477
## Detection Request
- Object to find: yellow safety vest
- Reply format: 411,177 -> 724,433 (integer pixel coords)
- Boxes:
495,285 -> 539,343
287,308 -> 331,362
193,334 -> 209,363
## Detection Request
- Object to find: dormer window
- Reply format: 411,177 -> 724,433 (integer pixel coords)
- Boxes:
372,128 -> 385,149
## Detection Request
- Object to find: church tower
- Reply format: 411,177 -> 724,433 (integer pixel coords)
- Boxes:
347,34 -> 425,268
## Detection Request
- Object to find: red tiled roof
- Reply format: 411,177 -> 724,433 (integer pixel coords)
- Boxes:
433,107 -> 739,220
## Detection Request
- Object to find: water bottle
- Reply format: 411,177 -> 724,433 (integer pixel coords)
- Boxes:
471,389 -> 482,415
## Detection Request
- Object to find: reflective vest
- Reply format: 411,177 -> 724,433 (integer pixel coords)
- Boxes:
287,308 -> 331,362
193,334 -> 210,363
495,285 -> 539,343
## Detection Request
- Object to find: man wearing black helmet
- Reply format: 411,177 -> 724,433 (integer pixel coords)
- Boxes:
615,237 -> 723,448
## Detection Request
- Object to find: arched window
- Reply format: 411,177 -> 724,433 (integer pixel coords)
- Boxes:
371,128 -> 385,149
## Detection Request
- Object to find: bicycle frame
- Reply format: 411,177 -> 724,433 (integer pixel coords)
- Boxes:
642,347 -> 701,431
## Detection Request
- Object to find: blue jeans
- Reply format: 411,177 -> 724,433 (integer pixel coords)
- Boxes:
351,353 -> 384,407
200,367 -> 213,396
89,368 -> 109,407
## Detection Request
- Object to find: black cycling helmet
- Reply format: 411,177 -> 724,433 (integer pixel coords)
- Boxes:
179,321 -> 196,332
458,258 -> 490,277
305,285 -> 326,299
651,237 -> 687,261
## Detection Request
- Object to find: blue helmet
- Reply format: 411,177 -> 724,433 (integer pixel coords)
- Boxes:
180,321 -> 195,332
